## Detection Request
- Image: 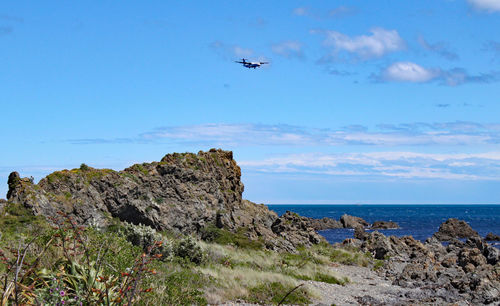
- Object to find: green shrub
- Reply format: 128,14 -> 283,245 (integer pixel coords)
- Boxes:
201,225 -> 264,250
118,222 -> 173,260
79,163 -> 90,171
174,236 -> 204,264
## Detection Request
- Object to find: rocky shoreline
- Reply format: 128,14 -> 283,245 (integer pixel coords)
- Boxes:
2,149 -> 499,305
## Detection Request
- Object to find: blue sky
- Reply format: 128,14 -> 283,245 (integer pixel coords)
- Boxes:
1,1 -> 500,204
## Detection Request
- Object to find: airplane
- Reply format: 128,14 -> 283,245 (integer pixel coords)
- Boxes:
235,58 -> 269,69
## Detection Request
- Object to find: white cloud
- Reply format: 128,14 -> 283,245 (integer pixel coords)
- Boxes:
320,28 -> 405,60
293,7 -> 309,16
382,62 -> 440,83
210,41 -> 254,59
133,122 -> 500,147
240,152 -> 500,180
271,41 -> 304,59
468,0 -> 500,12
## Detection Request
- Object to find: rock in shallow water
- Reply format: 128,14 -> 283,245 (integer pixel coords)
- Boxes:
433,218 -> 479,241
371,220 -> 399,229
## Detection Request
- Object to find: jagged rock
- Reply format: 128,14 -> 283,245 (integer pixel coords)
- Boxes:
306,217 -> 343,230
271,211 -> 324,249
365,228 -> 500,305
6,149 -> 320,252
370,221 -> 399,229
433,218 -> 479,241
465,237 -> 500,265
457,248 -> 487,272
340,214 -> 369,229
485,232 -> 500,241
354,225 -> 367,240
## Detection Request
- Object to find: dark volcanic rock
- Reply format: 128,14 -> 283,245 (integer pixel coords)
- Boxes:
305,217 -> 343,230
271,211 -> 324,250
371,221 -> 399,229
340,214 -> 369,229
433,218 -> 479,241
6,149 -> 319,252
361,229 -> 500,305
485,232 -> 500,241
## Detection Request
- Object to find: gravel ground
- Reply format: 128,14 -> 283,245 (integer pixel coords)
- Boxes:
216,264 -> 472,306
304,264 -> 469,306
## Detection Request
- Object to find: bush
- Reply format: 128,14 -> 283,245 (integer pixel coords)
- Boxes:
201,224 -> 264,250
174,236 -> 204,264
0,212 -> 162,305
79,163 -> 90,171
119,222 -> 173,260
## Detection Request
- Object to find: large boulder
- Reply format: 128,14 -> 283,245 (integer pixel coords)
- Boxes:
433,218 -> 479,241
340,214 -> 369,228
485,232 -> 500,241
306,217 -> 343,230
371,221 -> 399,229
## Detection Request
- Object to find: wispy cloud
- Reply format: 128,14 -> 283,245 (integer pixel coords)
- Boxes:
293,6 -> 357,19
293,7 -> 311,17
374,62 -> 500,85
329,6 -> 357,18
271,41 -> 304,59
418,35 -> 458,61
314,28 -> 406,61
210,41 -> 254,59
467,0 -> 500,12
240,151 -> 500,180
65,122 -> 500,147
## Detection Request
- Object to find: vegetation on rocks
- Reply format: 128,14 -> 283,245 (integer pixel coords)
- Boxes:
0,201 -> 367,305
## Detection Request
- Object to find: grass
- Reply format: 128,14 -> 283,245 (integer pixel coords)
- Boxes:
1,204 -> 391,305
200,224 -> 265,250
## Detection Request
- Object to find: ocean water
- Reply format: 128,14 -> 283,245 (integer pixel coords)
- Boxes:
267,205 -> 500,246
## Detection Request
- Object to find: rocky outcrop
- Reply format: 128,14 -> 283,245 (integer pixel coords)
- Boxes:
340,214 -> 369,229
304,216 -> 343,230
271,211 -> 324,250
433,218 -> 480,241
6,149 -> 321,252
485,232 -> 500,241
345,221 -> 500,304
370,221 -> 399,229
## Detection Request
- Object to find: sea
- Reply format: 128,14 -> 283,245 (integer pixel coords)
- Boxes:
267,204 -> 500,247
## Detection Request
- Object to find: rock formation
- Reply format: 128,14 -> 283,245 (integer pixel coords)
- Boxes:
341,220 -> 500,304
485,232 -> 500,241
370,221 -> 399,229
340,214 -> 369,229
433,218 -> 480,241
303,216 -> 343,230
6,149 -> 322,252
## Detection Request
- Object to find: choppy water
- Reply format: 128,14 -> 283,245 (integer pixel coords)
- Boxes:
267,205 -> 500,246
